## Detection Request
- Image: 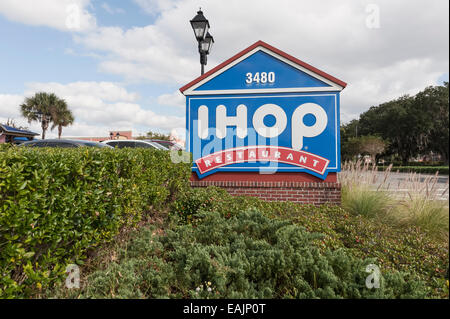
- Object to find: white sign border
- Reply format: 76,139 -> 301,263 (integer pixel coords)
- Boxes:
187,93 -> 339,171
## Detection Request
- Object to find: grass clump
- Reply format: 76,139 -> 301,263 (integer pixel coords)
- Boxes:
339,160 -> 449,236
342,185 -> 392,219
395,196 -> 449,239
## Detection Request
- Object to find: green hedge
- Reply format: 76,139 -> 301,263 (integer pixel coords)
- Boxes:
0,146 -> 190,298
377,166 -> 449,175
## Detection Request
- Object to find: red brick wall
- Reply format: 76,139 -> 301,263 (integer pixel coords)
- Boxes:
190,171 -> 337,183
190,179 -> 341,205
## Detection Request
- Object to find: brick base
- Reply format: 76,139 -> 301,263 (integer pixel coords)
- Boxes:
190,175 -> 341,206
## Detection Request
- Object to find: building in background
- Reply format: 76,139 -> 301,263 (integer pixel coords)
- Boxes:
0,124 -> 39,144
62,130 -> 133,142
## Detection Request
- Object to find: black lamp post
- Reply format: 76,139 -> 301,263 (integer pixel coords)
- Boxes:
190,9 -> 214,75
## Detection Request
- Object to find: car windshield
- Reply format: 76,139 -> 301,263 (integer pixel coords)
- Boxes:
154,142 -> 169,150
144,140 -> 169,150
82,141 -> 111,148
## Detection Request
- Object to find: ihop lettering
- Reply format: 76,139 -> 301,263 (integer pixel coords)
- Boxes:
193,102 -> 331,176
197,102 -> 327,150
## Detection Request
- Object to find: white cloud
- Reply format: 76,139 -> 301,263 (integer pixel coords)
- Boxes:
71,0 -> 448,122
73,25 -> 197,83
25,81 -> 139,103
0,0 -> 96,32
157,90 -> 185,108
133,0 -> 180,16
0,0 -> 447,127
0,94 -> 24,119
101,3 -> 125,15
1,82 -> 184,138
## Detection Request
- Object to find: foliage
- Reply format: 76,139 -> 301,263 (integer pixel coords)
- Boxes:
395,196 -> 449,239
413,83 -> 449,164
20,92 -> 55,140
359,135 -> 388,163
171,187 -> 448,298
358,95 -> 418,164
340,134 -> 388,162
340,119 -> 360,142
340,160 -> 449,237
49,99 -> 74,139
341,185 -> 392,219
0,147 -> 190,298
136,130 -> 172,141
342,83 -> 449,164
341,137 -> 362,161
170,186 -> 228,223
20,92 -> 75,140
52,210 -> 427,299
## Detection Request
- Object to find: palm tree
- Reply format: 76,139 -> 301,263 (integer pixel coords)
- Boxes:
20,92 -> 59,139
50,99 -> 74,139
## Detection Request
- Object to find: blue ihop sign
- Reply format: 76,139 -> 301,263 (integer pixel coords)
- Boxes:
180,41 -> 346,180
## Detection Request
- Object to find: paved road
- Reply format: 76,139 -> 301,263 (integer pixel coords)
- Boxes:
373,171 -> 448,186
340,171 -> 449,201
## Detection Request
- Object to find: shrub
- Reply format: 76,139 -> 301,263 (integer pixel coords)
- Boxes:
340,160 -> 449,234
0,146 -> 190,298
59,210 -> 427,299
341,185 -> 393,219
170,186 -> 229,222
171,187 -> 449,298
395,197 -> 449,239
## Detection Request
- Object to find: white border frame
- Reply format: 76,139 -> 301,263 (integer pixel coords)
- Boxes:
187,93 -> 338,171
183,46 -> 344,95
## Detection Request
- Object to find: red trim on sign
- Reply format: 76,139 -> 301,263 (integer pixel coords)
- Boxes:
195,145 -> 330,176
179,40 -> 347,93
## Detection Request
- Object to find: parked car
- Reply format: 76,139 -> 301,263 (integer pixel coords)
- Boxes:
101,139 -> 168,150
146,139 -> 183,150
19,139 -> 113,148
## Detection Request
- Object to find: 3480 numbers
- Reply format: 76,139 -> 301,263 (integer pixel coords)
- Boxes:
245,72 -> 275,84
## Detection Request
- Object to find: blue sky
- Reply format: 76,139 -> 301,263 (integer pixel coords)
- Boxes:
0,0 -> 448,140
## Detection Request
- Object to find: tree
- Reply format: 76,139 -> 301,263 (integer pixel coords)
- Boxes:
359,135 -> 387,164
357,84 -> 449,164
20,92 -> 75,140
136,130 -> 171,141
341,120 -> 366,161
20,92 -> 58,139
340,119 -> 360,140
358,95 -> 420,164
341,136 -> 362,161
50,99 -> 74,139
412,82 -> 449,163
341,84 -> 448,164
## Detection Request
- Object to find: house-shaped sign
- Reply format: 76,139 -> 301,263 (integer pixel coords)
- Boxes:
180,40 -> 346,180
